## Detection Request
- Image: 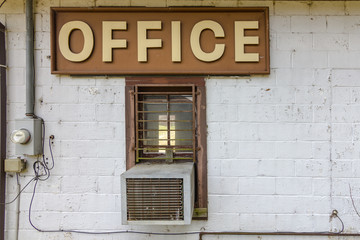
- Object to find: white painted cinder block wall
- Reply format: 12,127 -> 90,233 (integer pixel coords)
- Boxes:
2,0 -> 360,239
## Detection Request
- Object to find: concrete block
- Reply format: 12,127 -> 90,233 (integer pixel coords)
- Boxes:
332,141 -> 360,159
42,86 -> 79,104
97,176 -> 121,194
329,52 -> 360,68
291,16 -> 327,33
207,141 -> 239,159
327,16 -> 360,33
79,86 -> 116,104
79,194 -> 117,212
258,159 -> 295,177
208,177 -> 239,195
238,104 -> 276,122
276,68 -> 315,86
61,176 -> 98,194
5,14 -> 25,31
275,1 -> 310,16
276,142 -> 313,159
207,104 -> 238,122
130,0 -> 166,7
221,160 -> 258,177
276,105 -> 313,123
313,105 -> 331,123
79,158 -> 115,176
313,33 -> 349,51
313,178 -> 331,196
238,177 -> 276,195
239,214 -> 276,231
332,160 -> 354,178
60,140 -> 98,158
331,123 -> 353,141
270,16 -> 290,33
60,0 -> 95,7
96,0 -> 130,6
95,104 -> 124,122
258,87 -> 296,104
221,122 -> 258,141
346,1 -> 360,15
34,31 -> 50,50
332,69 -> 360,87
7,32 -> 25,50
295,159 -> 330,177
276,177 -> 312,195
277,33 -> 312,51
238,142 -> 276,159
310,1 -> 345,16
313,142 -> 331,159
332,87 -> 351,104
60,104 -> 95,122
270,50 -> 292,68
8,49 -> 26,68
296,87 -> 330,105
292,51 -> 328,68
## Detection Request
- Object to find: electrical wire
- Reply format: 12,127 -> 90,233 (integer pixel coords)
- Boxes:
337,213 -> 345,233
0,0 -> 7,8
0,177 -> 36,205
40,118 -> 54,171
25,117 -> 352,237
29,177 -> 200,235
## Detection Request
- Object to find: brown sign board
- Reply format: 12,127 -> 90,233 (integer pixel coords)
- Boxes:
51,7 -> 269,75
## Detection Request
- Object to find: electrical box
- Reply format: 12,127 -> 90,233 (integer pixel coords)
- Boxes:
12,118 -> 42,156
4,158 -> 26,173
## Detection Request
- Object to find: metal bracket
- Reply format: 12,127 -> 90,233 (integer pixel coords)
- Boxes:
193,208 -> 208,220
0,64 -> 7,69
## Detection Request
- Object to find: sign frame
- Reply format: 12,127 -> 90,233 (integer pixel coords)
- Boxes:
51,7 -> 270,75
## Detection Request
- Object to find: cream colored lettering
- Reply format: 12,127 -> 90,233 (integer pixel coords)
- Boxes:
137,21 -> 162,62
59,21 -> 94,62
190,20 -> 225,62
102,21 -> 127,62
171,21 -> 181,62
235,21 -> 259,62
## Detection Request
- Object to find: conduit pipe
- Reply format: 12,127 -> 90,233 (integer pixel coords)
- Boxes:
0,22 -> 6,240
25,0 -> 35,117
199,231 -> 360,240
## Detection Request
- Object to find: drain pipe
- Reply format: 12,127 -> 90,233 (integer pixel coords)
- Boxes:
25,0 -> 35,118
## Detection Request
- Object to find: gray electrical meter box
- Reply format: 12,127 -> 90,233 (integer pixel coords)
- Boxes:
13,118 -> 42,155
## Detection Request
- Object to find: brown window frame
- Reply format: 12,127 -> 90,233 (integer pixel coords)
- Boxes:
125,77 -> 207,220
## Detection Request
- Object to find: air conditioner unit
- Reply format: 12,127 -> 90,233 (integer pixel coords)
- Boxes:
121,163 -> 195,225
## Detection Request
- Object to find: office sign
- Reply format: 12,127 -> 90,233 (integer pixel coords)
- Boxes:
51,7 -> 269,75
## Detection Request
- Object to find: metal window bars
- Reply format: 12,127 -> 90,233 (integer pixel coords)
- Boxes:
135,85 -> 196,163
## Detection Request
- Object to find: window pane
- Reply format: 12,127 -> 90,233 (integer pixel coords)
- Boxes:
137,92 -> 194,159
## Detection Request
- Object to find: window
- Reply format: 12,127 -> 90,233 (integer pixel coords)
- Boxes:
125,77 -> 207,219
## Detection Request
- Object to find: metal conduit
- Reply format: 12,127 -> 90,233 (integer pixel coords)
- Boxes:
0,22 -> 6,240
26,0 -> 34,117
199,231 -> 360,240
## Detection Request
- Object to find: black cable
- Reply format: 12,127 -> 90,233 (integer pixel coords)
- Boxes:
336,213 -> 345,234
0,0 -> 6,8
33,160 -> 50,181
0,177 -> 35,205
48,136 -> 55,170
28,177 -> 201,235
25,117 -> 350,236
40,118 -> 54,171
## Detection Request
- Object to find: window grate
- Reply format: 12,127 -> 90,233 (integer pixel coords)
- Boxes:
135,85 -> 196,163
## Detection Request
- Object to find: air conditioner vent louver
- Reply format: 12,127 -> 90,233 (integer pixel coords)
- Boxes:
126,178 -> 184,221
121,163 -> 194,225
